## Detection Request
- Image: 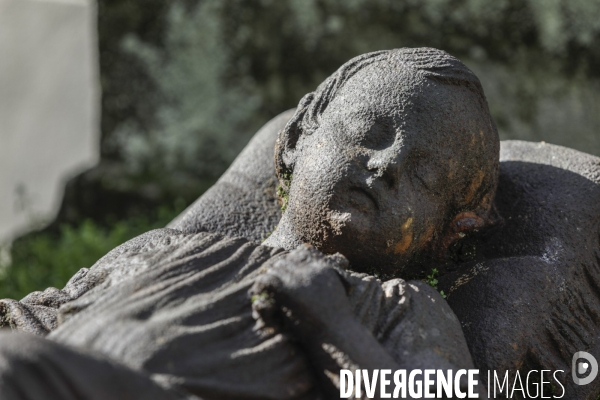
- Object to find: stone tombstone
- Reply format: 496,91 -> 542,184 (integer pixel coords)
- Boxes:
0,0 -> 100,245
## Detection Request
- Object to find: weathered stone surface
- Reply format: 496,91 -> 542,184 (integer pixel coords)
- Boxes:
1,231 -> 474,399
439,140 -> 600,399
172,133 -> 600,398
167,109 -> 294,242
0,331 -> 187,400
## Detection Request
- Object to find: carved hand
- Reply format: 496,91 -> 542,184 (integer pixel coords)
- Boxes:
250,244 -> 354,342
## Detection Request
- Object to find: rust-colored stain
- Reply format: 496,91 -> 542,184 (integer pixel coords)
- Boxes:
470,132 -> 478,145
394,235 -> 413,254
515,360 -> 524,370
394,217 -> 414,254
464,169 -> 485,204
448,158 -> 456,179
418,225 -> 436,247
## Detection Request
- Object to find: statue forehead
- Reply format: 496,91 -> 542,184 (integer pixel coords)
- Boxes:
317,65 -> 455,147
322,64 -> 484,137
322,63 -> 465,130
329,63 -> 425,113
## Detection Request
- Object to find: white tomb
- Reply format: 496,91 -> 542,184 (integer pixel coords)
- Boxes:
0,0 -> 100,246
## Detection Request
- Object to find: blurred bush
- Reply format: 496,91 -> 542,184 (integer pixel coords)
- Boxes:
87,0 -> 600,227
98,0 -> 600,197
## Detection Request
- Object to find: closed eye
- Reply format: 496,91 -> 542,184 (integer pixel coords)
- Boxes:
350,187 -> 379,211
412,163 -> 438,193
359,119 -> 396,151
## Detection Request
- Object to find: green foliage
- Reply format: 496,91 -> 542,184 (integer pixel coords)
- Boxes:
105,0 -> 600,184
97,0 -> 174,159
276,184 -> 289,212
0,205 -> 183,300
83,0 -> 600,235
425,268 -> 439,289
250,291 -> 271,305
276,171 -> 293,212
424,268 -> 447,299
115,0 -> 263,182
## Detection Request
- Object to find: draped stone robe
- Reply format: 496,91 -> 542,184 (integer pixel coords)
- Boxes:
0,228 -> 471,399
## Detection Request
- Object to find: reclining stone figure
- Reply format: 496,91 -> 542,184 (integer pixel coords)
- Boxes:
173,109 -> 600,400
0,47 -> 599,399
171,54 -> 600,399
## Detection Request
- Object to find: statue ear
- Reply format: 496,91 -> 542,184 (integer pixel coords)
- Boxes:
438,211 -> 487,255
275,92 -> 315,190
452,211 -> 487,235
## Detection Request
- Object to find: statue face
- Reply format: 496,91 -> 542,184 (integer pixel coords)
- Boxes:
285,65 -> 493,276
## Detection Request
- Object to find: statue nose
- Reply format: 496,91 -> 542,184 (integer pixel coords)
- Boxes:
367,148 -> 397,170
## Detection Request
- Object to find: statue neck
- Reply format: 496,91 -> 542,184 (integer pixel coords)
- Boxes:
262,213 -> 304,250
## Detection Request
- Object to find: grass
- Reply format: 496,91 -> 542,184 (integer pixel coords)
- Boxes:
276,184 -> 289,212
424,268 -> 446,299
0,204 -> 184,300
276,171 -> 292,212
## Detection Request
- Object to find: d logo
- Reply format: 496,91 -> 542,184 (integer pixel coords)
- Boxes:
572,351 -> 598,385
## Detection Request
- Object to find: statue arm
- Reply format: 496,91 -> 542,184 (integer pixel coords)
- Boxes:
251,247 -> 396,398
251,245 -> 476,398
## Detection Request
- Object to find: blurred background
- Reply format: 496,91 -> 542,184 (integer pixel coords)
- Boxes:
1,0 -> 600,299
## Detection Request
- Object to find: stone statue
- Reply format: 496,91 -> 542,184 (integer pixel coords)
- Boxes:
0,47 -> 599,399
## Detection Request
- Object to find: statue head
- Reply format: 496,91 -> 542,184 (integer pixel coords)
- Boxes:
272,48 -> 499,277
